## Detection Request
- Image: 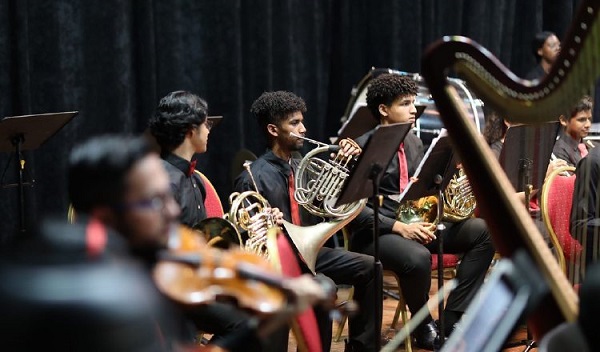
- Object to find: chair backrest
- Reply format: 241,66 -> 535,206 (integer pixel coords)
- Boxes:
195,171 -> 225,218
540,166 -> 583,275
266,228 -> 322,352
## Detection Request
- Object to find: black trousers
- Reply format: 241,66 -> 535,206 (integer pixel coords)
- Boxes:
350,217 -> 495,323
315,246 -> 382,352
189,302 -> 288,352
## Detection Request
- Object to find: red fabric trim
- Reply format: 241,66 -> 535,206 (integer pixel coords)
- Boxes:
86,218 -> 107,258
276,233 -> 321,352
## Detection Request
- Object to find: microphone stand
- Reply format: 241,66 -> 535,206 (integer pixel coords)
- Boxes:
11,133 -> 27,234
434,174 -> 447,347
369,163 -> 384,352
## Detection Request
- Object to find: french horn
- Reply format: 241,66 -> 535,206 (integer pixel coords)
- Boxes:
225,135 -> 366,273
396,167 -> 476,224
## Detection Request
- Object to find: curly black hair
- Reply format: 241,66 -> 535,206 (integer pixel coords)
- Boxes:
250,91 -> 307,134
482,108 -> 508,145
148,91 -> 208,151
366,74 -> 418,120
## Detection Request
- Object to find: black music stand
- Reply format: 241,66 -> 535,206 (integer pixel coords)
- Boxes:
0,111 -> 78,233
335,122 -> 413,351
338,105 -> 426,140
499,122 -> 559,209
398,131 -> 456,346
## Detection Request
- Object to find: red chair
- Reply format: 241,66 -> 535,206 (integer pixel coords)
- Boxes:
195,171 -> 225,218
267,228 -> 322,352
540,166 -> 583,285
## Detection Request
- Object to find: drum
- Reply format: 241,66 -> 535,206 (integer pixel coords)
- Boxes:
338,68 -> 485,147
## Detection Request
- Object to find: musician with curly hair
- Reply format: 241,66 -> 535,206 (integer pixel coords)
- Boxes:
349,74 -> 495,350
234,90 -> 382,352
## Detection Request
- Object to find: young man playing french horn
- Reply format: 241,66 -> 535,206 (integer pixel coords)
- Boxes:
233,90 -> 382,352
349,74 -> 495,350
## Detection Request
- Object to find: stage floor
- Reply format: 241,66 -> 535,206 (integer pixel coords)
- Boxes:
288,273 -> 535,352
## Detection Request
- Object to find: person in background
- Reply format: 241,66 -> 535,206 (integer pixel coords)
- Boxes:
482,108 -> 509,160
553,95 -> 594,167
525,31 -> 561,81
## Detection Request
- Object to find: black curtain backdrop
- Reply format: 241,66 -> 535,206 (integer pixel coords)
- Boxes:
0,0 -> 583,242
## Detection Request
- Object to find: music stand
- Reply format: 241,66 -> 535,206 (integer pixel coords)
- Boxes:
335,122 -> 413,351
0,111 -> 78,233
398,130 -> 456,346
499,122 -> 559,207
338,105 -> 426,141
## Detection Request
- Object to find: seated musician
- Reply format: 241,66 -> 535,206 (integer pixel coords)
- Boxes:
233,90 -> 382,352
553,95 -> 594,167
571,99 -> 600,270
68,135 -> 327,352
483,109 -> 567,247
348,73 -> 495,350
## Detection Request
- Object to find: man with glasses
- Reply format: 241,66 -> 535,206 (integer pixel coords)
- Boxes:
68,134 -> 327,351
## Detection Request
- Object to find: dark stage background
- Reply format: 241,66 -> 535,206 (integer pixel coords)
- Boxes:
0,0 -> 584,242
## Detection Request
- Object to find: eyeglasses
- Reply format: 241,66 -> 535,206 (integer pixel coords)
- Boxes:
204,119 -> 214,131
115,193 -> 176,212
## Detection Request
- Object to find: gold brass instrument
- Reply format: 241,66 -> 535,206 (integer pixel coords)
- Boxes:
396,196 -> 439,224
227,162 -> 277,257
194,217 -> 243,249
442,167 -> 476,222
396,167 -> 476,224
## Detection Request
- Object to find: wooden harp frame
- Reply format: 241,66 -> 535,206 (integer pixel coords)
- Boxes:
421,0 -> 600,339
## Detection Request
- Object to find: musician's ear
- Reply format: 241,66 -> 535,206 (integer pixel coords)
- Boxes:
267,123 -> 278,137
559,114 -> 568,126
378,104 -> 389,117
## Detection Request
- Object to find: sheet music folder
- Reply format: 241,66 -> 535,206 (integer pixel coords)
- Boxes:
0,111 -> 79,152
335,122 -> 413,207
499,122 -> 559,192
398,130 -> 456,202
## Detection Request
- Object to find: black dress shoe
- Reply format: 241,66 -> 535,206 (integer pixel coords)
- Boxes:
413,320 -> 439,350
343,339 -> 365,352
434,320 -> 459,337
433,322 -> 459,350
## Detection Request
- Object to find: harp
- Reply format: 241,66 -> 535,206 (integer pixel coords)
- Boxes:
421,0 -> 600,338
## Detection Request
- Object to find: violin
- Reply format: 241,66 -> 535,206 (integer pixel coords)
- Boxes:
153,226 -> 287,314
